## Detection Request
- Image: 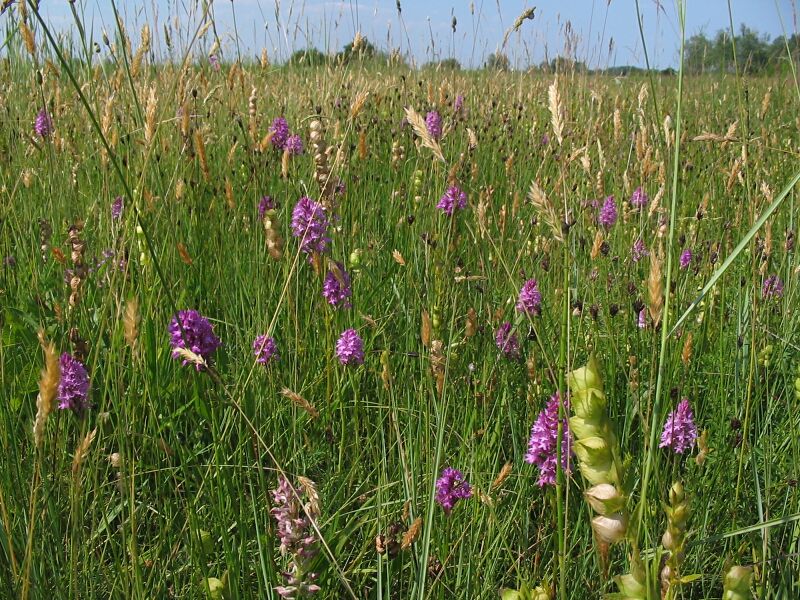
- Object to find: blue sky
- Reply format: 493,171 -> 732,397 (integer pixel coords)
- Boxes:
18,0 -> 798,68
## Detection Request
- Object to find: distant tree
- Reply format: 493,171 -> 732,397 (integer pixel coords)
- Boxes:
540,56 -> 587,74
424,58 -> 461,71
769,33 -> 800,71
684,31 -> 713,73
338,37 -> 378,64
602,65 -> 646,76
735,24 -> 771,72
288,48 -> 328,67
684,24 -> 784,74
485,51 -> 510,71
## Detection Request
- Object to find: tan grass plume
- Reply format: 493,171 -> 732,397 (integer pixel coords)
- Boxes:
527,181 -> 564,242
648,245 -> 664,327
404,106 -> 445,162
280,388 -> 319,419
33,330 -> 59,448
547,77 -> 565,146
124,297 -> 140,348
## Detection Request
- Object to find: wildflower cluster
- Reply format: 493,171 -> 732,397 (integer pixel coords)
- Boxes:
525,392 -> 572,486
271,476 -> 321,598
435,467 -> 472,514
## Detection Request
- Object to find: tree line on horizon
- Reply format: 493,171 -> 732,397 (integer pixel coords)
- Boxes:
284,23 -> 799,76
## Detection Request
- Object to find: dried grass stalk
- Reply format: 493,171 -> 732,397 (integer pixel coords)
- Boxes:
280,388 -> 320,419
527,181 -> 563,243
404,106 -> 445,163
72,428 -> 98,477
124,297 -> 140,348
681,332 -> 693,366
491,463 -> 513,490
421,311 -> 432,348
401,517 -> 422,549
648,246 -> 664,327
33,330 -> 59,448
548,77 -> 564,146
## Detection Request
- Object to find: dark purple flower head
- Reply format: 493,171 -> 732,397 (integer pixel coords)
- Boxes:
285,134 -> 304,156
168,309 -> 221,370
525,392 -> 572,486
58,353 -> 90,413
630,186 -> 648,209
270,117 -> 289,150
659,398 -> 698,454
4,255 -> 16,268
336,328 -> 364,366
291,197 -> 331,256
637,308 -> 647,329
209,54 -> 221,72
598,195 -> 617,229
425,110 -> 442,140
258,195 -> 275,220
679,248 -> 692,270
435,467 -> 472,514
516,278 -> 542,316
436,185 -> 467,215
454,94 -> 464,113
111,196 -> 124,220
495,322 -> 520,360
631,238 -> 649,263
762,274 -> 784,299
540,133 -> 550,146
34,108 -> 53,138
253,334 -> 279,367
322,262 -> 352,308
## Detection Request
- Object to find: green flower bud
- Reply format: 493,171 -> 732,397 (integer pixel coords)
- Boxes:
722,565 -> 753,600
614,560 -> 657,600
348,248 -> 362,267
568,414 -> 601,441
570,388 -> 608,420
568,354 -> 603,392
199,529 -> 214,555
662,530 -> 675,551
573,437 -> 614,486
669,481 -> 685,505
203,577 -> 224,600
670,504 -> 689,526
615,572 -> 647,599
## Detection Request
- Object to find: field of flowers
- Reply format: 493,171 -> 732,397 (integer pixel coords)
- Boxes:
1,4 -> 800,599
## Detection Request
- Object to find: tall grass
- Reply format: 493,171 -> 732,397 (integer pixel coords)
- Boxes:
1,1 -> 799,598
